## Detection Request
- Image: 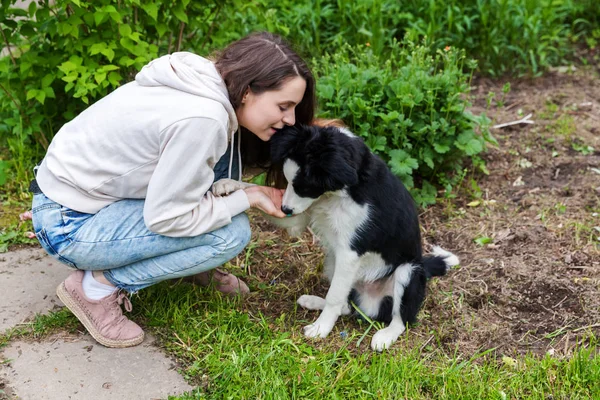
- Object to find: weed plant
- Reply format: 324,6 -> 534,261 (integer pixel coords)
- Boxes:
313,38 -> 494,204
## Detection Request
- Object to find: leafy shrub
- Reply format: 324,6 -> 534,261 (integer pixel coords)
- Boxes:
0,0 -> 223,190
313,37 -> 494,205
4,0 -> 595,204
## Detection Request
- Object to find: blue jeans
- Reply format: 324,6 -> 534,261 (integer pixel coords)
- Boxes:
31,142 -> 250,293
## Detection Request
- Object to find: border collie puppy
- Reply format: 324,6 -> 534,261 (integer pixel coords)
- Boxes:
213,124 -> 459,350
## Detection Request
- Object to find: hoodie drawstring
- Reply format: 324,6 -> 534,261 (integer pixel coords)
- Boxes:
237,128 -> 242,181
227,128 -> 243,181
228,129 -> 234,179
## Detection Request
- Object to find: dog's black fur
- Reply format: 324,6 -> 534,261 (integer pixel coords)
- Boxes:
271,125 -> 454,328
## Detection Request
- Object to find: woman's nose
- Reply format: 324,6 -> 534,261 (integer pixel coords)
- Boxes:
282,111 -> 295,126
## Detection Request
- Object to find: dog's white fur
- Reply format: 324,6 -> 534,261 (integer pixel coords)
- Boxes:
212,175 -> 458,351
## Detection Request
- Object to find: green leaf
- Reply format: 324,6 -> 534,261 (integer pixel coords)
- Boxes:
41,74 -> 54,88
0,160 -> 7,186
464,138 -> 483,156
119,24 -> 132,38
433,142 -> 451,154
108,71 -> 122,86
389,149 -> 418,177
143,3 -> 158,21
20,61 -> 32,75
102,48 -> 115,62
59,22 -> 73,35
318,84 -> 335,100
28,1 -> 37,17
35,90 -> 46,104
26,89 -> 37,101
62,74 -> 78,83
89,43 -> 107,55
474,236 -> 493,246
43,86 -> 56,99
94,11 -> 107,26
172,5 -> 189,23
94,72 -> 107,84
366,135 -> 387,152
419,180 -> 437,205
100,5 -> 118,13
100,65 -> 120,72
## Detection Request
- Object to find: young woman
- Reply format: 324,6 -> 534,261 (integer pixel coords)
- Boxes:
30,32 -> 315,348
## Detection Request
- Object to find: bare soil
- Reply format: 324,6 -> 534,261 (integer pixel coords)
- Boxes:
235,66 -> 600,357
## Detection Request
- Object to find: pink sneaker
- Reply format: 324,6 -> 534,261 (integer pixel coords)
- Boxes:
56,270 -> 144,348
185,268 -> 250,295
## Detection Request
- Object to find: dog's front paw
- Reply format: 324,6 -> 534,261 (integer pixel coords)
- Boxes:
212,179 -> 252,196
286,225 -> 306,237
297,295 -> 325,311
370,324 -> 405,352
303,317 -> 335,339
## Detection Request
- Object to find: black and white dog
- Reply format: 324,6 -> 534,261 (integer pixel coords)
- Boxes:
213,124 -> 458,350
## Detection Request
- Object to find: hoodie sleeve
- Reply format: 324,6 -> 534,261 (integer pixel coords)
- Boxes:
143,117 -> 250,237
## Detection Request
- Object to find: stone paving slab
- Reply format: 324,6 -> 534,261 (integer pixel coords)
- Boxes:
1,333 -> 193,399
0,248 -> 69,333
0,248 -> 194,399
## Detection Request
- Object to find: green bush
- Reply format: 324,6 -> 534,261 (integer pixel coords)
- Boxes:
313,37 -> 494,205
0,0 -> 223,190
2,0 -> 596,203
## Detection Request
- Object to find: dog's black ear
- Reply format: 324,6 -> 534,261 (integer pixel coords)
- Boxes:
270,125 -> 304,164
318,151 -> 359,190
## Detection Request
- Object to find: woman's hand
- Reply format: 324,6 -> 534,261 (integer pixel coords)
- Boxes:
244,186 -> 286,218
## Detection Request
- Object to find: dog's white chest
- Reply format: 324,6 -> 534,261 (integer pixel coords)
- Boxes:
309,192 -> 369,249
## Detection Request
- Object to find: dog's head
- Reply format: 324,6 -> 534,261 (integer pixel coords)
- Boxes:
270,125 -> 359,215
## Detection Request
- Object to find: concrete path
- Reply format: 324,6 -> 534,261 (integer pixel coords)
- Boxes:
0,248 -> 193,399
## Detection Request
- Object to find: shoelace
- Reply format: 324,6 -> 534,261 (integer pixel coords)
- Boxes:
115,291 -> 133,312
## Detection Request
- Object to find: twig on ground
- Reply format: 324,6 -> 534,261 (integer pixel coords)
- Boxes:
419,335 -> 435,352
504,100 -> 524,111
571,323 -> 600,333
492,113 -> 534,129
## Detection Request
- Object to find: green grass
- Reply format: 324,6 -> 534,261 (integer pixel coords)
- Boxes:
0,197 -> 36,252
0,308 -> 80,348
1,261 -> 598,399
123,282 -> 599,399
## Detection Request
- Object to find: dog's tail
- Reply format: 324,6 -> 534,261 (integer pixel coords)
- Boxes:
423,246 -> 460,278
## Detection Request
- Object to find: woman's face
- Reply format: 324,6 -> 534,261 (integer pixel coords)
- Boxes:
236,76 -> 307,141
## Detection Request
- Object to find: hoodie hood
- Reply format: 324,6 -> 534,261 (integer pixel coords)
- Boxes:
135,52 -> 238,134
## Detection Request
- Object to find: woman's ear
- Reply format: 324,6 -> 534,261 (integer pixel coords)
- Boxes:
241,88 -> 250,104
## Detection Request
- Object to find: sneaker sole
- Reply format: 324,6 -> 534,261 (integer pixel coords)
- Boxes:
56,282 -> 144,348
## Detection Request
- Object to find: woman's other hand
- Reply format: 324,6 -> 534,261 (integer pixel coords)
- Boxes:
243,186 -> 286,218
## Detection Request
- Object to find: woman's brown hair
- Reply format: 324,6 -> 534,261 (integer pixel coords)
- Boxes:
214,32 -> 316,188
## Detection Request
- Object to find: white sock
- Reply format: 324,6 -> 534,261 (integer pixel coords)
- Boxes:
82,270 -> 117,300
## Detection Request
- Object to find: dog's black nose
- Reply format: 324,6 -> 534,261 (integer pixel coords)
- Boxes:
281,205 -> 293,215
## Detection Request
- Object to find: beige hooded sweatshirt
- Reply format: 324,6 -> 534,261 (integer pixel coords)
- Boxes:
36,52 -> 250,237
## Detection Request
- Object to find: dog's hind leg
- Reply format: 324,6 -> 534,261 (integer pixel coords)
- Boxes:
370,264 -> 415,351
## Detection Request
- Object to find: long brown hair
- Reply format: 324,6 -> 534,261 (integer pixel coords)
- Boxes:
214,32 -> 316,187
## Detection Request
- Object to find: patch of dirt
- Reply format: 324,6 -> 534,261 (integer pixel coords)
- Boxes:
236,66 -> 600,357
